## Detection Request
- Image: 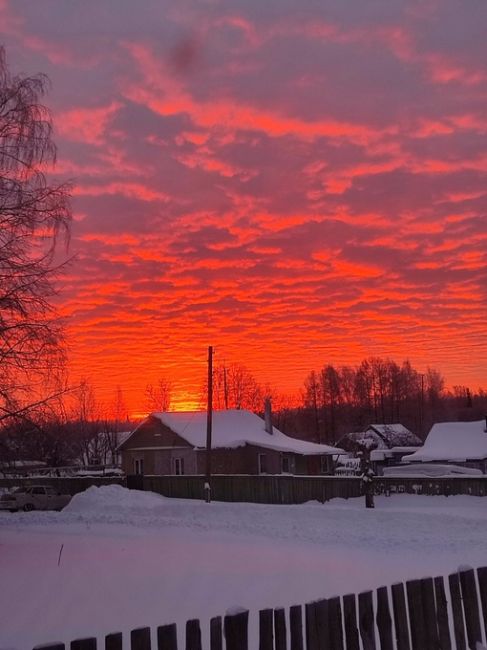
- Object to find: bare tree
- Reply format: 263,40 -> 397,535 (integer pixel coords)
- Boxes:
144,378 -> 171,412
0,47 -> 71,412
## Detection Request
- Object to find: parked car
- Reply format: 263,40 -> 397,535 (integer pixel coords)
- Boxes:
0,485 -> 72,512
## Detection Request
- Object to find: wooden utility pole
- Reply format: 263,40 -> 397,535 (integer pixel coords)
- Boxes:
205,345 -> 213,502
223,362 -> 229,410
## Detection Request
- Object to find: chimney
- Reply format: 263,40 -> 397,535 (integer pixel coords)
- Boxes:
264,398 -> 273,435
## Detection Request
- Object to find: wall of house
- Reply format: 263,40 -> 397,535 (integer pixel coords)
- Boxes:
122,447 -> 337,476
121,415 -> 193,475
123,416 -> 192,448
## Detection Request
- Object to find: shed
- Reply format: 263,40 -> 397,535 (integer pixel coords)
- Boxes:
405,420 -> 487,473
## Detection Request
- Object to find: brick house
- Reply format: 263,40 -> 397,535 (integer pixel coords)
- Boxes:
119,409 -> 343,476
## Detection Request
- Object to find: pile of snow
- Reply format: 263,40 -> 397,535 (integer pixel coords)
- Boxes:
64,484 -> 168,514
383,463 -> 484,477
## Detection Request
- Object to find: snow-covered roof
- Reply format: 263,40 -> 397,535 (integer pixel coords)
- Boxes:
406,420 -> 487,462
367,424 -> 422,447
142,409 -> 343,456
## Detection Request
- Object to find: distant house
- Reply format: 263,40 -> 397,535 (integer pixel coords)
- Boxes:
119,409 -> 344,476
336,423 -> 421,455
405,420 -> 487,473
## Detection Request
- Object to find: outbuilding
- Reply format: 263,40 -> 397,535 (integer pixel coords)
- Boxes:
405,419 -> 487,473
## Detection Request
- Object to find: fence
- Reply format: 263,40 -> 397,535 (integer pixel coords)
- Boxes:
34,565 -> 487,650
143,475 -> 487,503
1,475 -> 487,503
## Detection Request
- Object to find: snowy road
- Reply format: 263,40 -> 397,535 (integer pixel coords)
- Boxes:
1,486 -> 486,649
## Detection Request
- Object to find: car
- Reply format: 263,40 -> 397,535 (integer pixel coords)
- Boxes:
0,485 -> 72,512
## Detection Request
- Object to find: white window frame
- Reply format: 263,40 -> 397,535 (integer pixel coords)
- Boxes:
320,455 -> 329,474
173,457 -> 185,476
134,458 -> 144,475
281,455 -> 291,474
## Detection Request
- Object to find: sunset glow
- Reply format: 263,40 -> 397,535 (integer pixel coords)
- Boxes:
2,1 -> 486,414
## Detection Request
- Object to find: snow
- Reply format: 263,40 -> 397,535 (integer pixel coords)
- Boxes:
1,485 -> 487,649
407,420 -> 487,462
382,463 -> 484,477
129,409 -> 342,455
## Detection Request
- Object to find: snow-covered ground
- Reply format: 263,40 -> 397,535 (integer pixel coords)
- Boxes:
1,485 -> 487,650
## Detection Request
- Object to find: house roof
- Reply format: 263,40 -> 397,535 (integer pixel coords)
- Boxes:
366,424 -> 422,447
337,430 -> 387,451
406,420 -> 487,462
125,409 -> 343,456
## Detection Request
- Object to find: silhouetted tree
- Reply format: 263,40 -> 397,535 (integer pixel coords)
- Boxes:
0,46 -> 71,415
145,378 -> 171,412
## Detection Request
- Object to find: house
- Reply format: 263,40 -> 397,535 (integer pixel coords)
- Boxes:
370,447 -> 424,475
336,423 -> 421,455
119,409 -> 344,476
404,419 -> 487,473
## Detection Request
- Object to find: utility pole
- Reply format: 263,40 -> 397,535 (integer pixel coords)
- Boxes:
420,373 -> 424,438
223,362 -> 229,410
205,345 -> 213,503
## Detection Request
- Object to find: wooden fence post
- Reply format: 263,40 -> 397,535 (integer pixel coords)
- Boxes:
224,610 -> 249,650
391,583 -> 410,650
420,577 -> 439,649
342,594 -> 360,650
477,566 -> 487,643
71,639 -> 97,650
448,572 -> 467,650
327,596 -> 344,650
105,633 -> 122,650
314,599 -> 330,649
433,576 -> 452,650
459,568 -> 482,649
405,579 -> 426,650
157,624 -> 178,650
358,591 -> 376,650
376,586 -> 393,650
185,620 -> 202,650
289,605 -> 303,650
131,628 -> 152,650
210,617 -> 223,650
259,609 -> 273,650
274,608 -> 287,650
305,602 -> 318,650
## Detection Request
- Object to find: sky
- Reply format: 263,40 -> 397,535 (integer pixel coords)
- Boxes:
1,0 -> 486,413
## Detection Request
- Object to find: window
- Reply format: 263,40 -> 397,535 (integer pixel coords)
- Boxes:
320,456 -> 329,474
134,458 -> 144,475
258,454 -> 268,474
173,457 -> 184,475
281,455 -> 291,474
32,487 -> 45,495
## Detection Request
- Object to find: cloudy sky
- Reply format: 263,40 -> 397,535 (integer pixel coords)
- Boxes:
2,0 -> 486,411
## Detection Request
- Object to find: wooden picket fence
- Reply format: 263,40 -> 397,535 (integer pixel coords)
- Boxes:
34,566 -> 487,650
